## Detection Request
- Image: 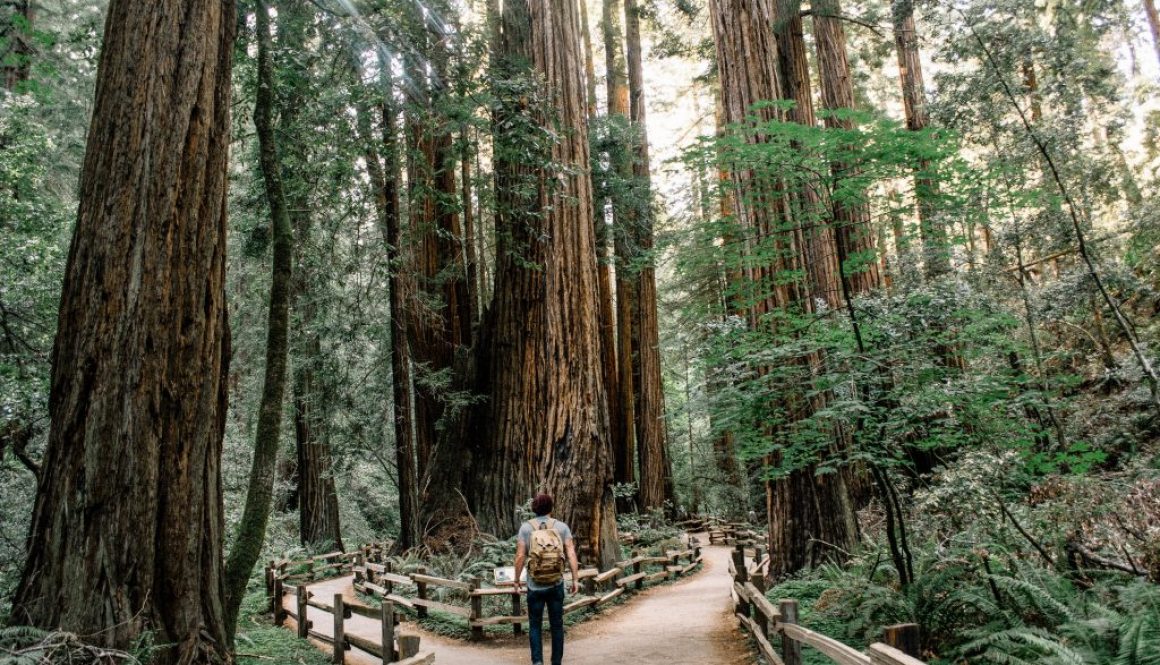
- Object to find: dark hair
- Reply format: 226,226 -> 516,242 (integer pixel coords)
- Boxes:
531,493 -> 553,517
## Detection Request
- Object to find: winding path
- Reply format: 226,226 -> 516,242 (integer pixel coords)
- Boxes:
284,540 -> 754,664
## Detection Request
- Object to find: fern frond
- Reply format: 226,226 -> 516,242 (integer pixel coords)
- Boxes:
1116,611 -> 1160,665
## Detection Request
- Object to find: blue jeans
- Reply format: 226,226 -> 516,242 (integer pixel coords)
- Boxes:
527,583 -> 565,665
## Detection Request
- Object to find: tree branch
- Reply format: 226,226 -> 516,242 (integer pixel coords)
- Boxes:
798,9 -> 886,38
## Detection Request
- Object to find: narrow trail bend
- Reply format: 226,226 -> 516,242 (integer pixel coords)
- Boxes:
284,540 -> 754,664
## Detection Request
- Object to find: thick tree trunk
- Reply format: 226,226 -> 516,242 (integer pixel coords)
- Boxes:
11,0 -> 236,661
602,0 -> 637,501
406,44 -> 476,544
813,0 -> 881,295
709,0 -> 858,575
623,0 -> 672,510
773,0 -> 841,307
294,350 -> 343,551
223,1 -> 295,637
476,0 -> 619,568
892,0 -> 948,278
1,0 -> 32,90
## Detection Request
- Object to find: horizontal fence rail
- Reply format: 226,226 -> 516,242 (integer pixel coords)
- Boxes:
348,538 -> 704,641
728,544 -> 928,665
266,531 -> 706,662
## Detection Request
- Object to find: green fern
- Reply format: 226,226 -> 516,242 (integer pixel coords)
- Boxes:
1116,612 -> 1160,665
958,626 -> 1089,664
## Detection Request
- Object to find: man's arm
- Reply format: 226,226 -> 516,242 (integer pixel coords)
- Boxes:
565,538 -> 580,594
514,539 -> 527,592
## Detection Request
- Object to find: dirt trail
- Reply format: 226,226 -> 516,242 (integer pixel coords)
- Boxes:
285,540 -> 754,665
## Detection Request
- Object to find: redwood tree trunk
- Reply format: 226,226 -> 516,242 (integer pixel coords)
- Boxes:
813,0 -> 881,295
11,0 -> 236,661
1,0 -> 33,90
406,42 -> 476,544
276,0 -> 344,554
602,0 -> 636,500
774,0 -> 841,307
1146,0 -> 1160,71
476,0 -> 619,568
709,0 -> 859,575
294,347 -> 343,551
358,77 -> 420,551
892,0 -> 948,278
624,0 -> 672,510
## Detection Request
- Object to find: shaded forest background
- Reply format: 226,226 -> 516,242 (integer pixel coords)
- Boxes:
2,0 -> 1160,661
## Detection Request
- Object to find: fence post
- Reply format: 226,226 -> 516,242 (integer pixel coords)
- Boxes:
415,566 -> 428,618
779,599 -> 802,665
633,549 -> 643,590
753,547 -> 764,574
511,588 -> 524,636
884,623 -> 921,657
297,586 -> 310,639
381,600 -> 396,663
273,576 -> 285,626
469,576 -> 484,642
731,545 -> 748,583
332,594 -> 345,664
384,561 -> 393,594
751,573 -> 768,638
398,635 -> 420,659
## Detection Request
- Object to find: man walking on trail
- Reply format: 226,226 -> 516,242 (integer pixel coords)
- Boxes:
514,492 -> 580,665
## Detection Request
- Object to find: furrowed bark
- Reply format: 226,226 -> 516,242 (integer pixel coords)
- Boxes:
624,0 -> 672,510
476,0 -> 619,568
12,0 -> 236,660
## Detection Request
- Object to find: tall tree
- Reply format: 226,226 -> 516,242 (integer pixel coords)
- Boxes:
358,74 -> 421,551
813,0 -> 882,294
276,0 -> 344,553
708,0 -> 859,575
892,0 -> 949,277
224,0 -> 295,636
623,0 -> 672,509
405,20 -> 477,545
602,0 -> 637,499
11,0 -> 236,661
1,0 -> 32,91
476,0 -> 619,568
773,0 -> 841,307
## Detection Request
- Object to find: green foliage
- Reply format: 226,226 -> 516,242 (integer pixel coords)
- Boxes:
765,537 -> 1160,665
234,588 -> 331,665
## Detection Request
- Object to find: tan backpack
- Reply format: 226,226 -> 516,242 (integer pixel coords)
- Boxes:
527,519 -> 565,585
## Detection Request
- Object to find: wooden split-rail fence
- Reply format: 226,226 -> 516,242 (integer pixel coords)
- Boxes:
704,519 -> 766,548
728,544 -> 927,665
267,549 -> 434,664
351,538 -> 704,641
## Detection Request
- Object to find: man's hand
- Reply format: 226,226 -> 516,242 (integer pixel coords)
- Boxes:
570,580 -> 579,595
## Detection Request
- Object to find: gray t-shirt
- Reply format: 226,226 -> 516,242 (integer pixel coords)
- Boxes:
519,516 -> 573,590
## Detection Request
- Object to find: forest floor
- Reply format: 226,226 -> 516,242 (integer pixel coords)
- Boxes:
283,537 -> 754,664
